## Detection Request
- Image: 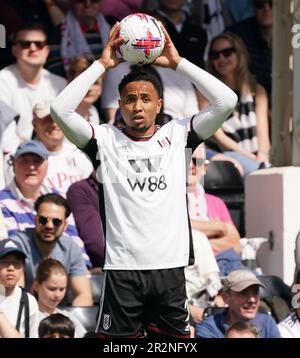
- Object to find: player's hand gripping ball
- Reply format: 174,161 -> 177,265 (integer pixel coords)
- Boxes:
117,13 -> 165,64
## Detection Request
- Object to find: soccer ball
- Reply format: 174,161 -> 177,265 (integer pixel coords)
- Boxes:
117,13 -> 165,64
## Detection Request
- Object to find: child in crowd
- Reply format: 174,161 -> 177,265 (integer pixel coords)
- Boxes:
0,239 -> 39,338
32,258 -> 86,338
38,313 -> 75,338
225,320 -> 260,338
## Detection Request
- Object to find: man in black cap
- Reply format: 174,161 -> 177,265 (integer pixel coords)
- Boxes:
0,239 -> 39,338
195,270 -> 281,338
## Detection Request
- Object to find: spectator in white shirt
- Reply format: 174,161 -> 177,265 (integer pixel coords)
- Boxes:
32,101 -> 93,194
0,23 -> 66,154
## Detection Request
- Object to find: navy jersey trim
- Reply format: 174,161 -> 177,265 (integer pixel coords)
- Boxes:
187,116 -> 205,153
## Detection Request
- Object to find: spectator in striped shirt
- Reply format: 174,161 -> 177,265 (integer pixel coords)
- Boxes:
10,193 -> 93,307
0,140 -> 91,268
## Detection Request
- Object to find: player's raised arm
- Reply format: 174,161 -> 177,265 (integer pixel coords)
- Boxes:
153,23 -> 182,70
177,59 -> 237,141
154,25 -> 237,140
50,23 -> 124,148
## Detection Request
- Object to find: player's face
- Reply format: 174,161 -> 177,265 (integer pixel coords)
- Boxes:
119,81 -> 162,138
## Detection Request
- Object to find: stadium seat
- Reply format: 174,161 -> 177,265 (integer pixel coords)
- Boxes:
63,306 -> 99,332
204,160 -> 245,236
89,274 -> 104,304
258,275 -> 292,322
258,275 -> 292,303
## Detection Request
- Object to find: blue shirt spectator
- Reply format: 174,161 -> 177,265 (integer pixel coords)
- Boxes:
196,310 -> 281,338
10,193 -> 93,307
196,270 -> 281,338
11,227 -> 87,292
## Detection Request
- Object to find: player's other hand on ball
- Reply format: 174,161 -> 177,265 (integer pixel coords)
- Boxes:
153,24 -> 182,70
98,22 -> 125,70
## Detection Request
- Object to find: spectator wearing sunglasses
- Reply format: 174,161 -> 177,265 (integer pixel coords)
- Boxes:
225,0 -> 273,106
10,193 -> 93,307
0,140 -> 92,271
0,23 -> 66,155
199,33 -> 271,175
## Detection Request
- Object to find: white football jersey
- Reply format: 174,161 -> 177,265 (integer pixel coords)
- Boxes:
50,58 -> 238,270
85,120 -> 199,270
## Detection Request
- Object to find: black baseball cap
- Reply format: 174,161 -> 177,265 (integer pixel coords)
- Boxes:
0,239 -> 27,259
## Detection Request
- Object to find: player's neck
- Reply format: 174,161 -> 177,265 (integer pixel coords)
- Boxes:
128,133 -> 154,139
124,126 -> 157,140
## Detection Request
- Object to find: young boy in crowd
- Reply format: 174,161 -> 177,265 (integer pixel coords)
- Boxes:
0,239 -> 39,338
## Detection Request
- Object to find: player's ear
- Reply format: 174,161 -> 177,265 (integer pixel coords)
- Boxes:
156,98 -> 163,113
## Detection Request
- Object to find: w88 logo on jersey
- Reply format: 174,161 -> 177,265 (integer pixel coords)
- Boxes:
127,175 -> 167,192
127,157 -> 167,192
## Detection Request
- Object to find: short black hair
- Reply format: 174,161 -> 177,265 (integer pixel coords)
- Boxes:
118,70 -> 163,98
34,193 -> 71,218
38,313 -> 75,338
11,22 -> 48,43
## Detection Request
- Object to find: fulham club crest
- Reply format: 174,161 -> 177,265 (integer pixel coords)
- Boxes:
102,314 -> 111,330
157,136 -> 171,148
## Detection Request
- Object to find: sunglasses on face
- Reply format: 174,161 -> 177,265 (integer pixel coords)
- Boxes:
209,47 -> 236,61
15,40 -> 47,50
38,215 -> 63,227
254,0 -> 273,9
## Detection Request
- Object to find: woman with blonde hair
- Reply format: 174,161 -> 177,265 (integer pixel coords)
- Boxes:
67,54 -> 103,125
200,33 -> 271,176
